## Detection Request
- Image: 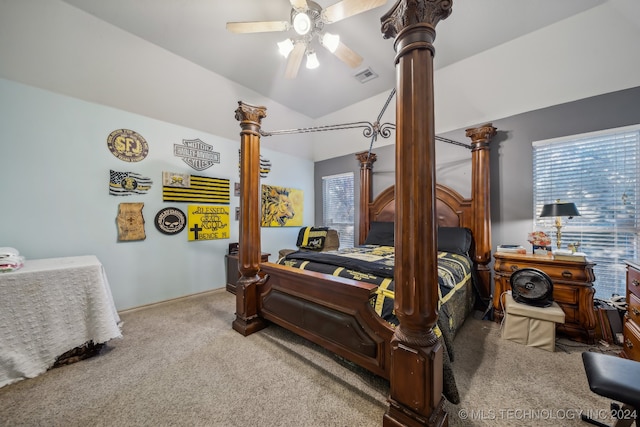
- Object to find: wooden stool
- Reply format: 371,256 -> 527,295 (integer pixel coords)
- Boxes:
502,293 -> 565,352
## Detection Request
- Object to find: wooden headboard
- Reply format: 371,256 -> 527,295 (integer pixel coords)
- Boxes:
355,124 -> 496,299
367,184 -> 472,228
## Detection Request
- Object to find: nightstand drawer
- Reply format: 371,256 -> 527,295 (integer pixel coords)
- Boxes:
629,292 -> 640,323
622,318 -> 640,361
553,284 -> 579,305
556,303 -> 578,324
496,260 -> 591,282
628,266 -> 640,299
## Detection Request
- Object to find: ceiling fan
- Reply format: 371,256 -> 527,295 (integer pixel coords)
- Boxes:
226,0 -> 387,79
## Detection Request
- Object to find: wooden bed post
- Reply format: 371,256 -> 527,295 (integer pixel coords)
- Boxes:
356,151 -> 377,245
466,124 -> 497,300
232,101 -> 268,336
381,1 -> 452,426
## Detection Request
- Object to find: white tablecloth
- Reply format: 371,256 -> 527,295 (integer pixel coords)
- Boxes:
0,255 -> 122,388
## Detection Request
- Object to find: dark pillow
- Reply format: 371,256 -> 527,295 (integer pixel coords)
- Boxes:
438,227 -> 473,255
364,222 -> 395,246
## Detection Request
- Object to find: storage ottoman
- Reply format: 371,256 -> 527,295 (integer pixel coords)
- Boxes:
502,293 -> 565,352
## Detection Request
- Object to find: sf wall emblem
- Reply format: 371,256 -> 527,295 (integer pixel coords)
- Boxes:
107,129 -> 149,162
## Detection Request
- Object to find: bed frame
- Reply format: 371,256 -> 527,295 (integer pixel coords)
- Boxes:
232,2 -> 497,426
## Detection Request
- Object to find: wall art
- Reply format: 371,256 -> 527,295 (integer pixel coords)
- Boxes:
162,171 -> 230,204
107,129 -> 148,162
261,184 -> 303,227
187,205 -> 229,241
109,170 -> 152,196
116,202 -> 145,241
154,207 -> 186,235
237,149 -> 271,178
173,138 -> 220,171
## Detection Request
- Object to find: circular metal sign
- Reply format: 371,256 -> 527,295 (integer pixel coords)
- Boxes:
154,207 -> 186,235
107,129 -> 149,162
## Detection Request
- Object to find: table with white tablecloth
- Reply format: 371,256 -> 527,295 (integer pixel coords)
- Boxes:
0,255 -> 122,388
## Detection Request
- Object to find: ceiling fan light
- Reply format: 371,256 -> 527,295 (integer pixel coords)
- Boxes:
277,38 -> 294,58
292,12 -> 312,35
321,33 -> 340,53
306,51 -> 319,69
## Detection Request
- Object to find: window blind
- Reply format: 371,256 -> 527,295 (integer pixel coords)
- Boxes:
322,172 -> 355,249
532,125 -> 640,298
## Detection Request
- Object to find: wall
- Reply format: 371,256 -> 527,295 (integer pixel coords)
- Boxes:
0,79 -> 313,310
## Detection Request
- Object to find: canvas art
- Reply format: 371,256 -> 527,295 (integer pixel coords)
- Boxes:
261,184 -> 303,227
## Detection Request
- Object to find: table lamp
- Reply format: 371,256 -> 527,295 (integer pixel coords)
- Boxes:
540,200 -> 581,250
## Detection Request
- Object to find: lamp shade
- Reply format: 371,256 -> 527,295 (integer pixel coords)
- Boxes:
540,201 -> 580,218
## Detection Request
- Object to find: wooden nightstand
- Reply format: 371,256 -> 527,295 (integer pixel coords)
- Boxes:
225,252 -> 270,294
621,260 -> 640,361
493,252 -> 597,344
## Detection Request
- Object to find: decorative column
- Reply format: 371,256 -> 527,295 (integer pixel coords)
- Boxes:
381,1 -> 452,426
232,101 -> 268,336
466,124 -> 497,300
356,151 -> 377,245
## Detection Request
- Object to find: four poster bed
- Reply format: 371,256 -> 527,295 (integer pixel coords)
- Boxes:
233,1 -> 496,425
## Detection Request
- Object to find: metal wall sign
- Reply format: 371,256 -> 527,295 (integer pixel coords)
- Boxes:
107,129 -> 149,162
154,207 -> 186,235
174,138 -> 220,171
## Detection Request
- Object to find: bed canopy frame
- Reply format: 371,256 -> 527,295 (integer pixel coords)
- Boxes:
232,1 -> 496,425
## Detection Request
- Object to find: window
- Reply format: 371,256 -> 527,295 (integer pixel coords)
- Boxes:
322,172 -> 354,249
532,125 -> 640,299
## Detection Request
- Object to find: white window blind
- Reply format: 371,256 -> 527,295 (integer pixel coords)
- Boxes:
532,125 -> 640,298
322,172 -> 354,249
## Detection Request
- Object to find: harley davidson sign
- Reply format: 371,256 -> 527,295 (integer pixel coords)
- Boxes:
174,138 -> 220,171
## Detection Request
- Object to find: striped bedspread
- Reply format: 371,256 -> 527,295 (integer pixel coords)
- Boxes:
276,245 -> 473,327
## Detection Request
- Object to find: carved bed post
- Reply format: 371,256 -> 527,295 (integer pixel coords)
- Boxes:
466,124 -> 497,300
232,102 -> 268,336
356,151 -> 377,245
381,1 -> 452,426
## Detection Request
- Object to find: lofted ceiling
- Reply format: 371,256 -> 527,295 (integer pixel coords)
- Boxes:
60,0 -> 606,119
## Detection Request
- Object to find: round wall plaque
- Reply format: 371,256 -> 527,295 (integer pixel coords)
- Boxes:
107,129 -> 149,162
154,207 -> 186,235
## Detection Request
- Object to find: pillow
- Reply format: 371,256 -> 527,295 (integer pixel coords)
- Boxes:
364,222 -> 395,246
438,226 -> 473,255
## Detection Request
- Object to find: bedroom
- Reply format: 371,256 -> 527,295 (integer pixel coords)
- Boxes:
1,0 -> 640,425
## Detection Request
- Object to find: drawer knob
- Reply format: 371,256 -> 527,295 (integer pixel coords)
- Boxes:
510,265 -> 519,272
562,270 -> 573,278
632,307 -> 640,317
626,338 -> 634,349
632,279 -> 640,287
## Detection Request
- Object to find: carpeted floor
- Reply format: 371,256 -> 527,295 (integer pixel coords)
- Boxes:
0,289 -> 623,427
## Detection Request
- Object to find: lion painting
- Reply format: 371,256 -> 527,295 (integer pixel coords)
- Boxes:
261,184 -> 303,227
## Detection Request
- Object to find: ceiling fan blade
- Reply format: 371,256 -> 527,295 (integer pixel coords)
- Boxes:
290,0 -> 308,11
285,43 -> 306,79
226,21 -> 289,34
330,41 -> 363,68
323,0 -> 388,24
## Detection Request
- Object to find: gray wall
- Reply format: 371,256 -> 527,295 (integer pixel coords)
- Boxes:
315,86 -> 640,258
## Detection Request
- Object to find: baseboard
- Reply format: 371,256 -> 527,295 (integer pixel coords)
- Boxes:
117,287 -> 227,315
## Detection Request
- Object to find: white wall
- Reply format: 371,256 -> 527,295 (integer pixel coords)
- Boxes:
0,0 -> 316,160
0,78 -> 313,310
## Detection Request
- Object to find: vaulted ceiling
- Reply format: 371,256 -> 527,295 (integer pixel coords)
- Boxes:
60,0 -> 606,119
